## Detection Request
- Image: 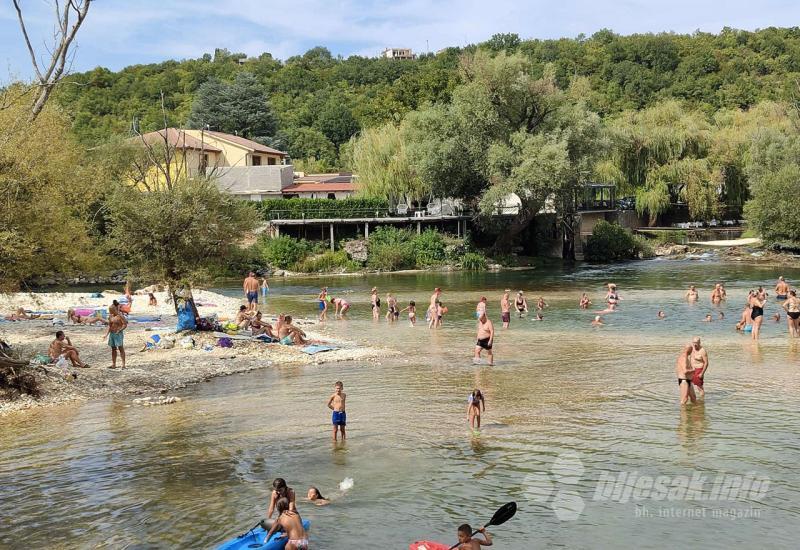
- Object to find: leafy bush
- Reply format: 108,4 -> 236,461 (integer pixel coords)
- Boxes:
584,221 -> 643,262
294,251 -> 359,273
367,244 -> 414,270
412,229 -> 446,267
258,236 -> 312,269
653,230 -> 687,245
460,252 -> 487,270
257,198 -> 390,220
633,235 -> 655,259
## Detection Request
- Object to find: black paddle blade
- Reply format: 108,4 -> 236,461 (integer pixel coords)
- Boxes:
488,501 -> 517,526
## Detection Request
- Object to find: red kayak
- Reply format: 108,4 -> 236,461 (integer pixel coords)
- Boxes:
409,542 -> 450,550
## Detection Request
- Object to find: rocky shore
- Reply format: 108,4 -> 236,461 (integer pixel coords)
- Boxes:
0,290 -> 392,415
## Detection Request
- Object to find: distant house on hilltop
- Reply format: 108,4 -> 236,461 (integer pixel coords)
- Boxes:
382,48 -> 414,60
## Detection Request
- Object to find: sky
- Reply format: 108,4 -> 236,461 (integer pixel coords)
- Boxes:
2,0 -> 800,82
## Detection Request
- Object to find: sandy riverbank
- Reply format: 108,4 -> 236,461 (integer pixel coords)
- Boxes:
0,290 -> 393,415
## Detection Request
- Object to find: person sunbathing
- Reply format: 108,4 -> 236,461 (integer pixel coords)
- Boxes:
4,308 -> 41,321
67,308 -> 108,325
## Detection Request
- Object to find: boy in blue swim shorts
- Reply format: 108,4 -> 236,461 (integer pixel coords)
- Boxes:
327,381 -> 347,441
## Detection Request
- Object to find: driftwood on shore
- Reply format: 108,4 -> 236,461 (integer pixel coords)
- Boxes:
0,344 -> 41,398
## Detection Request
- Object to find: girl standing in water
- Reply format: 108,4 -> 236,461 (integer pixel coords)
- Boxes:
467,389 -> 486,431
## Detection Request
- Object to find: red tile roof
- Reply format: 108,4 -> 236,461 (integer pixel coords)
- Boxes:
204,130 -> 288,156
138,129 -> 222,152
282,182 -> 355,193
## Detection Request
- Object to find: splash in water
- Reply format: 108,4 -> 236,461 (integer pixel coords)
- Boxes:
339,477 -> 354,492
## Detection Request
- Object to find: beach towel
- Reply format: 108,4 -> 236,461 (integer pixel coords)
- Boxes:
128,315 -> 162,323
300,345 -> 338,355
212,331 -> 251,340
253,334 -> 277,343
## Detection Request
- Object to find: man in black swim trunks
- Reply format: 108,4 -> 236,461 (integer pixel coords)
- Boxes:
675,344 -> 696,405
474,311 -> 494,365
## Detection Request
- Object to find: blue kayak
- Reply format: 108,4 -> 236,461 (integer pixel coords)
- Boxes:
217,520 -> 311,550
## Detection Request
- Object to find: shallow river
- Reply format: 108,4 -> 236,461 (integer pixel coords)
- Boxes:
2,258 -> 800,549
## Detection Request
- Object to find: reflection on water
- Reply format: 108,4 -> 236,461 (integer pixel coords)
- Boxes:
2,260 -> 800,548
677,402 -> 708,451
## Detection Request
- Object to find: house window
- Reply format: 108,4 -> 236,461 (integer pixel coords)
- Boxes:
327,193 -> 336,200
252,155 -> 262,166
268,157 -> 276,165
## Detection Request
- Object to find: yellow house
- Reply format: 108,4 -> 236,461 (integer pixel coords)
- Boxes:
136,128 -> 289,179
182,129 -> 287,168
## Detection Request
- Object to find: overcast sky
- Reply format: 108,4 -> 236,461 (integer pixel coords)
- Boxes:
2,0 -> 800,82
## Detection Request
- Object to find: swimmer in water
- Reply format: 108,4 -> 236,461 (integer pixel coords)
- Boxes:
579,293 -> 591,309
475,296 -> 487,319
606,283 -> 621,308
675,344 -> 696,405
782,289 -> 800,337
467,389 -> 485,430
657,310 -> 666,319
685,285 -> 698,302
474,311 -> 494,365
749,290 -> 766,340
710,284 -> 722,304
689,336 -> 709,399
775,276 -> 789,301
515,291 -> 528,318
500,290 -> 511,329
536,296 -> 548,312
307,487 -> 331,506
718,311 -> 725,320
772,313 -> 781,323
385,293 -> 398,322
592,315 -> 604,327
703,314 -> 713,322
400,300 -> 416,326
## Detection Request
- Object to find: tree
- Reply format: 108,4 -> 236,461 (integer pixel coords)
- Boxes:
484,33 -> 521,52
403,51 -> 604,249
0,91 -> 105,291
285,127 -> 336,165
10,0 -> 92,121
350,122 -> 428,204
743,129 -> 800,245
187,73 -> 277,142
314,100 -> 360,149
106,178 -> 256,302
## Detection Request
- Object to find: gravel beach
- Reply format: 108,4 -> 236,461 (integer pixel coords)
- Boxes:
0,290 -> 392,415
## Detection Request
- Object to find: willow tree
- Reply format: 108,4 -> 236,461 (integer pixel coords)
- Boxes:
402,51 -> 604,249
709,101 -> 794,217
350,122 -> 429,205
606,100 -> 715,225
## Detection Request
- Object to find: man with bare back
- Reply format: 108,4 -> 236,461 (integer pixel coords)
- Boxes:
675,344 -> 696,405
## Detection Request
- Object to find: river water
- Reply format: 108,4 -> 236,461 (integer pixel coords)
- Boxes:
2,258 -> 800,549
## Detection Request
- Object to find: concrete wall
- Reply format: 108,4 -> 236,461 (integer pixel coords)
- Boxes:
214,165 -> 294,198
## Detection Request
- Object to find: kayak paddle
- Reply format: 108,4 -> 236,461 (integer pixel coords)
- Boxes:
447,501 -> 517,550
